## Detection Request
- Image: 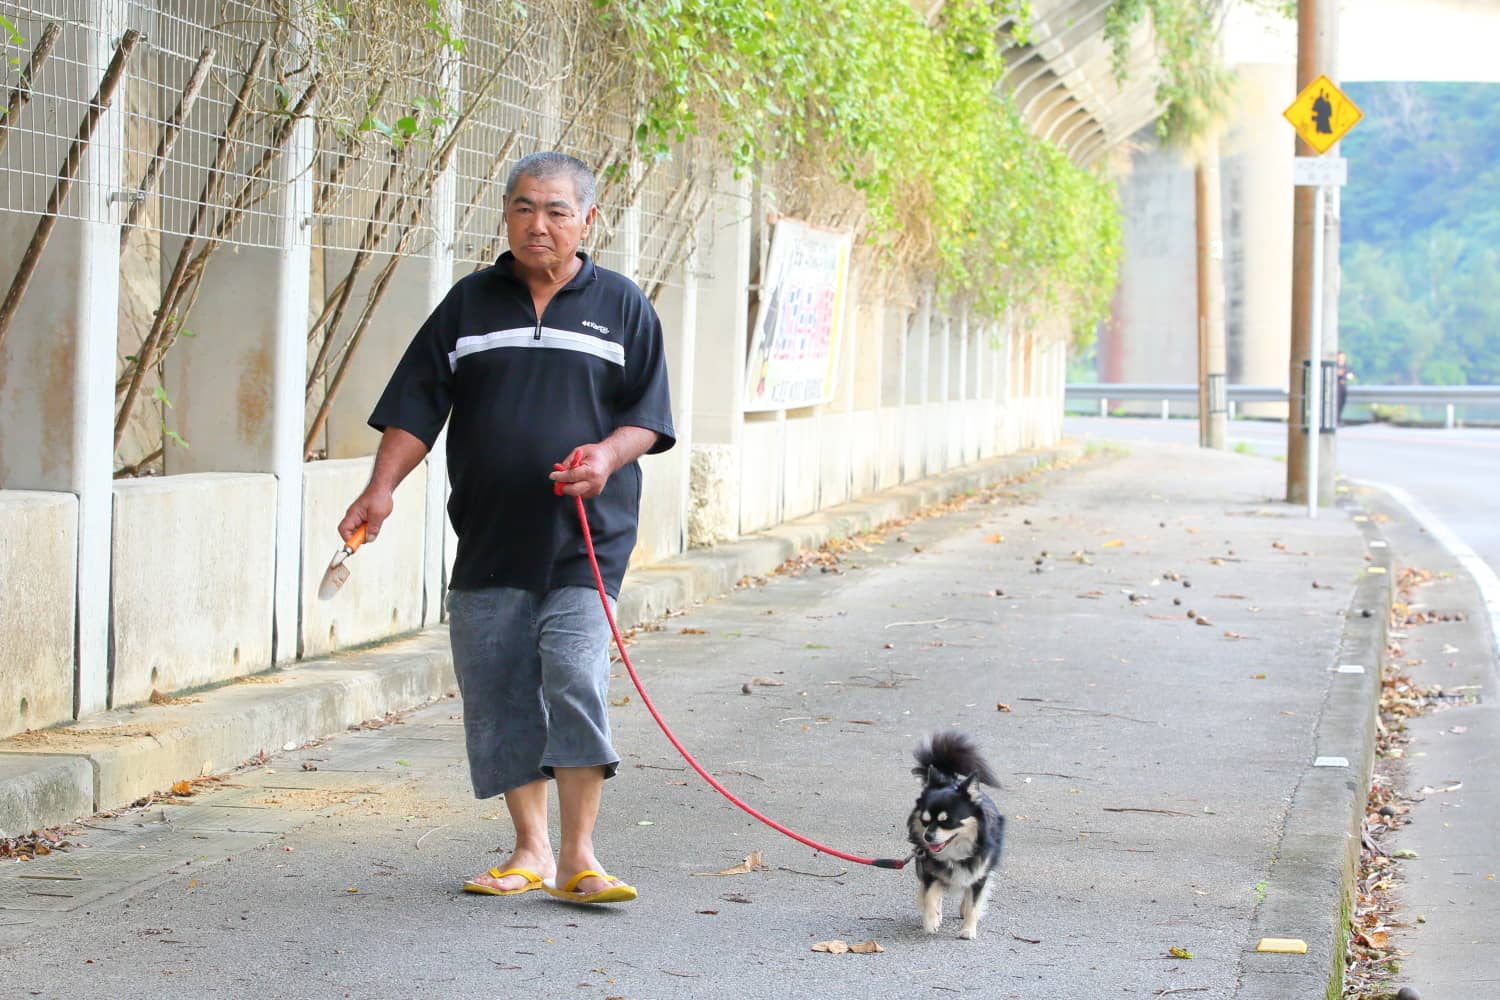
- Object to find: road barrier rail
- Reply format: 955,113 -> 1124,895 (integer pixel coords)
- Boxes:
1065,384 -> 1500,426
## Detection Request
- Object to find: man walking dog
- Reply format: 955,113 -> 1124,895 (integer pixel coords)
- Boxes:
338,151 -> 675,904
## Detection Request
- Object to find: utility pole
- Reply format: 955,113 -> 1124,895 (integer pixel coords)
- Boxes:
1195,132 -> 1227,449
1286,0 -> 1339,505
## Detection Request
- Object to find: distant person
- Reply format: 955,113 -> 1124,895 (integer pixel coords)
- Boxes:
1335,351 -> 1354,425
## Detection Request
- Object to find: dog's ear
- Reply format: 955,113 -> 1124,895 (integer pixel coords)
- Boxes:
926,764 -> 944,787
958,773 -> 983,803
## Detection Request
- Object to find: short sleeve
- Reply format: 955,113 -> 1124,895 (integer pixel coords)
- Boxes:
368,294 -> 457,449
616,293 -> 676,454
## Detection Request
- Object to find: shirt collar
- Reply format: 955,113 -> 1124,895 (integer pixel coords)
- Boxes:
494,251 -> 596,291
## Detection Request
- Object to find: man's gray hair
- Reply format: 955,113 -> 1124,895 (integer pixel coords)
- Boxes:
504,151 -> 597,212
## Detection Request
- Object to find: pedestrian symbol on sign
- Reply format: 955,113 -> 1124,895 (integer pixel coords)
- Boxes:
1312,90 -> 1333,134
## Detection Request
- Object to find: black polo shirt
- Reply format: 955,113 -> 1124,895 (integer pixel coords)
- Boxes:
369,252 -> 675,598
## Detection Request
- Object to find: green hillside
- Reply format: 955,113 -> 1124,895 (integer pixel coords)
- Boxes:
1340,82 -> 1500,385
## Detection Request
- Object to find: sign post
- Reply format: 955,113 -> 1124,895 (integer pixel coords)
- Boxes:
1284,75 -> 1361,518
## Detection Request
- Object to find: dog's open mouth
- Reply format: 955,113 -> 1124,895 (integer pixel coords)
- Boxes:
925,835 -> 954,853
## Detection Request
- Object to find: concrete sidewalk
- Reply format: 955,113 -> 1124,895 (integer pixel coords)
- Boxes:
0,442 -> 1394,998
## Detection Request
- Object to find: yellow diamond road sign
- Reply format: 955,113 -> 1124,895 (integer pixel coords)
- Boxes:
1283,74 -> 1363,155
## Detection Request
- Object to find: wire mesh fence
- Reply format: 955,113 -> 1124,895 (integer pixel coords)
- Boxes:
1,0 -> 714,273
2,1 -> 718,471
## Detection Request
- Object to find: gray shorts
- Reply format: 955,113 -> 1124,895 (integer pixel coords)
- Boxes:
445,586 -> 619,799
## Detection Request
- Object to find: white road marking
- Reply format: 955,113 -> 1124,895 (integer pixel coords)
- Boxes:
1359,479 -> 1500,668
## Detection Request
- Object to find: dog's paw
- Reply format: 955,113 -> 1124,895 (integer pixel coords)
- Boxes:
922,914 -> 942,934
957,924 -> 978,941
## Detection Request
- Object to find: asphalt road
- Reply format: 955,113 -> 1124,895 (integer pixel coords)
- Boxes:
1066,417 -> 1500,625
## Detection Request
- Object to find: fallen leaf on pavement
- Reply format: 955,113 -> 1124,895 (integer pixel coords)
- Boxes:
748,676 -> 785,687
996,703 -> 1011,712
984,534 -> 1005,544
1168,947 -> 1194,959
680,627 -> 707,635
849,940 -> 884,954
1223,631 -> 1250,640
1103,539 -> 1124,548
698,851 -> 769,876
812,940 -> 850,954
170,780 -> 193,796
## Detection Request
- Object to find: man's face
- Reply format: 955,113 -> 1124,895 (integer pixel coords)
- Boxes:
503,173 -> 596,277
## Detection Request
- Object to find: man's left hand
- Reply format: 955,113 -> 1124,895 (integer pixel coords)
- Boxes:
551,441 -> 619,499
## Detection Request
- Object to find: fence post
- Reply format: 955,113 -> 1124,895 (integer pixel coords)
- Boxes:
1446,403 -> 1455,429
1161,399 -> 1170,421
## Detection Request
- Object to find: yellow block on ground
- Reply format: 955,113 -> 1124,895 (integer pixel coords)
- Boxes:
1256,938 -> 1308,954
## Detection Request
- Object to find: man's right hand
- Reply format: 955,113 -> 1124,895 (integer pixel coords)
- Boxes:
339,427 -> 431,545
339,488 -> 393,544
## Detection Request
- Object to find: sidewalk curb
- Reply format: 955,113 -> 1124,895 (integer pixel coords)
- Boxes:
0,444 -> 1082,836
1237,498 -> 1392,999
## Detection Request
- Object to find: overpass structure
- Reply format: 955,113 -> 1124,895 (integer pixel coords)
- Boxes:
996,0 -> 1167,166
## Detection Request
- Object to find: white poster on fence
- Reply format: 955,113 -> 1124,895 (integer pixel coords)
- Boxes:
743,218 -> 852,411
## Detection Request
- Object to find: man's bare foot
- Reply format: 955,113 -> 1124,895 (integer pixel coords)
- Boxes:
468,849 -> 554,893
555,850 -> 628,896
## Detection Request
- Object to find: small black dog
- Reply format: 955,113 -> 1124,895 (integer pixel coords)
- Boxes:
907,731 -> 1005,940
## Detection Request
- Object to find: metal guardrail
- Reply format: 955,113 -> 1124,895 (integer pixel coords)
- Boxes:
1066,383 -> 1500,404
1065,383 -> 1500,426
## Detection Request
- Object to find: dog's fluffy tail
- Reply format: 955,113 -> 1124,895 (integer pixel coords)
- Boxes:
912,731 -> 999,786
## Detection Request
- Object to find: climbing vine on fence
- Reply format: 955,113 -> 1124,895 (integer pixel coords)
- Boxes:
590,0 -> 1125,332
1103,0 -> 1234,143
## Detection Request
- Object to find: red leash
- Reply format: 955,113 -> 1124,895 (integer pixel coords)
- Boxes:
556,467 -> 907,870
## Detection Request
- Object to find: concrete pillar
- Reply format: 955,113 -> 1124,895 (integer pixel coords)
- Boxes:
1108,134 -> 1199,415
164,48 -> 315,665
851,271 -> 882,411
687,175 -> 751,545
878,303 -> 907,489
904,290 -> 932,480
640,248 -> 697,562
881,305 -> 907,408
0,3 -> 128,715
421,2 -> 460,623
1221,63 -> 1296,418
820,258 -> 860,507
692,176 -> 751,446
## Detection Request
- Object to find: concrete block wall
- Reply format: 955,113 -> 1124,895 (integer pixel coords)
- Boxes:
110,474 -> 277,707
0,492 -> 77,736
300,459 -> 429,658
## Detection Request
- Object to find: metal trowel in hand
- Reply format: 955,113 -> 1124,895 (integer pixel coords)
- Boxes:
317,524 -> 366,600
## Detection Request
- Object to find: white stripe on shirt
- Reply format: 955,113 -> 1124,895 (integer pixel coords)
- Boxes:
448,326 -> 625,371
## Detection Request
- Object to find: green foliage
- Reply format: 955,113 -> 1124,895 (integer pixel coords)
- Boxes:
590,0 -> 1122,332
1102,0 -> 1233,144
1339,83 -> 1500,386
2,13 -> 24,68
